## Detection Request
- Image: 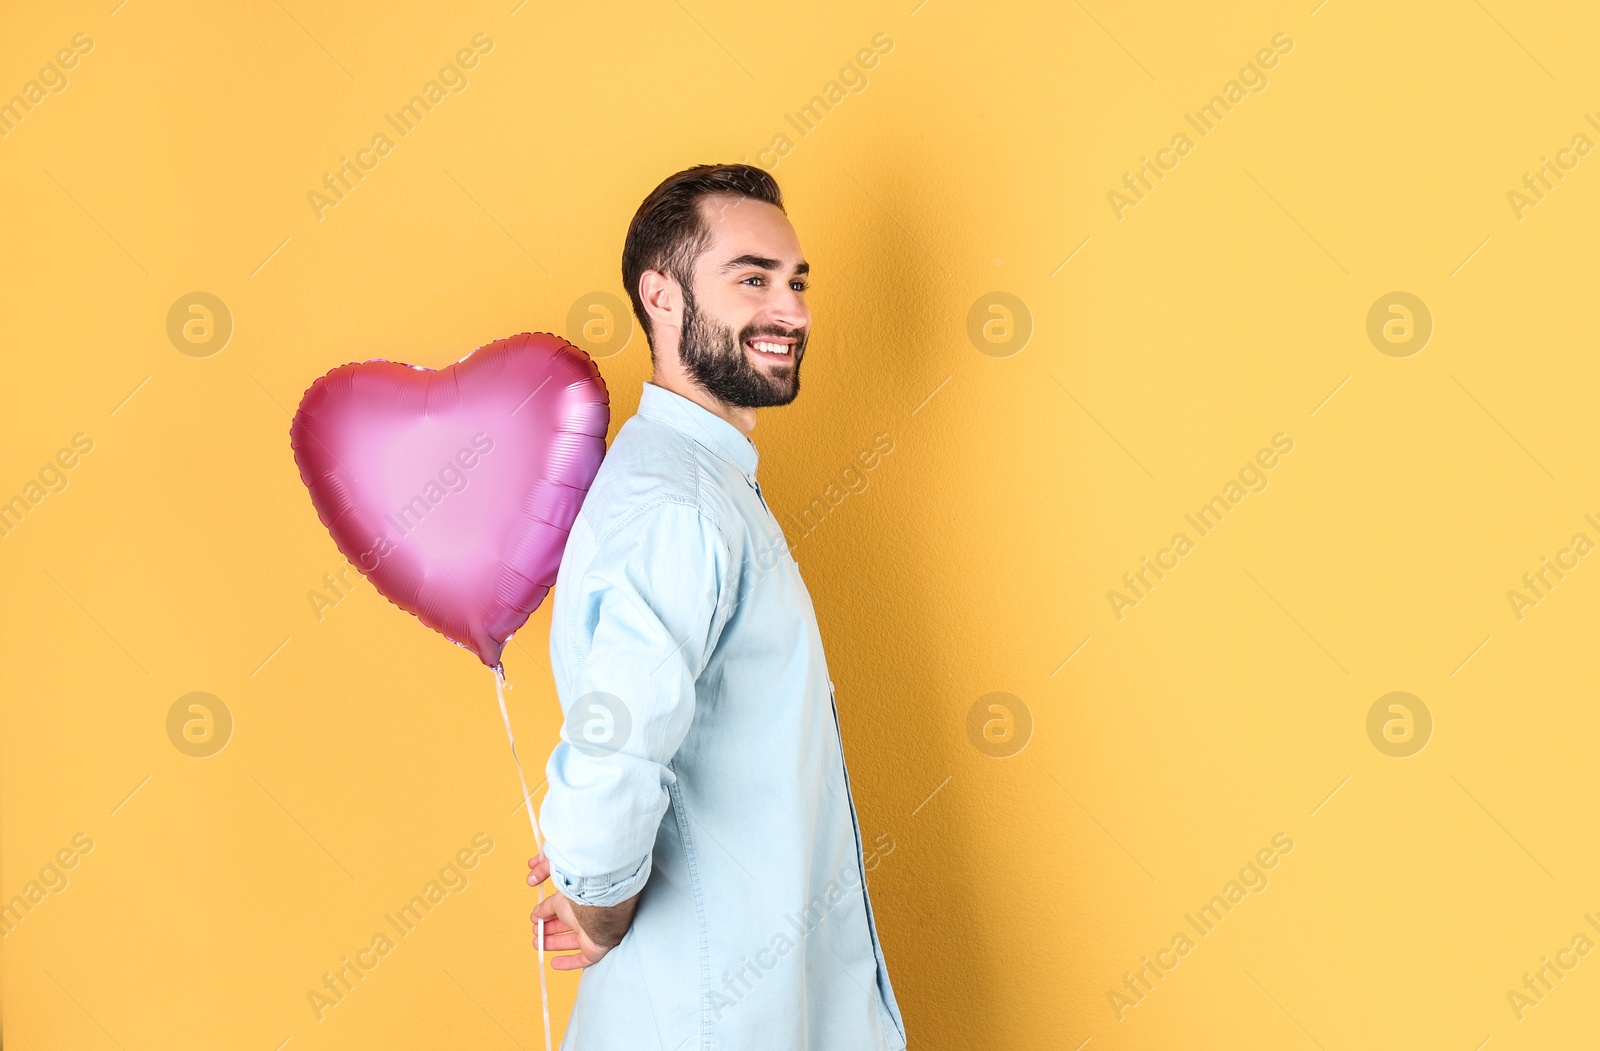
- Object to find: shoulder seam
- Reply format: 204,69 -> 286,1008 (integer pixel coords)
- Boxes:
594,492 -> 735,560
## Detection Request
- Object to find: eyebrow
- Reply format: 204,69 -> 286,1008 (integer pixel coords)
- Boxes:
718,254 -> 810,276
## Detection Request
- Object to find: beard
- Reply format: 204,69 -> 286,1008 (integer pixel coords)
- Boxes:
677,283 -> 805,408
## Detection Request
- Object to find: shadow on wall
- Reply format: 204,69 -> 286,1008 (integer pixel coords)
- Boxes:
798,147 -> 1001,1046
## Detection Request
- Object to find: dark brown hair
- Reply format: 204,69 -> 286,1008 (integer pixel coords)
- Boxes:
621,164 -> 785,357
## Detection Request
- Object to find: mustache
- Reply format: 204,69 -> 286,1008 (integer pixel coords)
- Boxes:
740,326 -> 807,348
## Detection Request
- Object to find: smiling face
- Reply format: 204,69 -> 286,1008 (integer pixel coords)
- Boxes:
674,195 -> 810,408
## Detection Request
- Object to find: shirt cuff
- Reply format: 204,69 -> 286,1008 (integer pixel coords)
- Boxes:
548,851 -> 653,908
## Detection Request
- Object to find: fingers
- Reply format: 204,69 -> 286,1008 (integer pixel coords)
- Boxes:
529,911 -> 573,935
533,931 -> 582,953
526,886 -> 599,967
550,952 -> 596,971
527,854 -> 551,886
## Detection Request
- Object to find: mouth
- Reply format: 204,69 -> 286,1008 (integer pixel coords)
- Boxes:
745,336 -> 796,359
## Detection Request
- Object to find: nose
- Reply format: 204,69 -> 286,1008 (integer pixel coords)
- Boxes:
768,285 -> 808,334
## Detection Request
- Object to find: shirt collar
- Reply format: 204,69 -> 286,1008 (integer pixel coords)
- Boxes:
636,381 -> 760,478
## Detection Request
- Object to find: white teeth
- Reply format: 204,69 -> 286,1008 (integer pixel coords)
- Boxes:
750,340 -> 790,356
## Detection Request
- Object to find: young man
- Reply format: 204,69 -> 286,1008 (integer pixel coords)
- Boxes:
525,164 -> 908,1049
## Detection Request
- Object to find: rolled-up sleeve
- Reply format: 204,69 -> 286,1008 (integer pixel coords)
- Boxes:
539,498 -> 735,907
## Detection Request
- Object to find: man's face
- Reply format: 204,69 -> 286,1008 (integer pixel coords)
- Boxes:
675,196 -> 810,408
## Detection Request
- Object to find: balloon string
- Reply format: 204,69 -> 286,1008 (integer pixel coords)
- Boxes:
494,664 -> 553,1051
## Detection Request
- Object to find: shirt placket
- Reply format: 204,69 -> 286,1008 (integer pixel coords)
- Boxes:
827,681 -> 906,1045
747,473 -> 774,520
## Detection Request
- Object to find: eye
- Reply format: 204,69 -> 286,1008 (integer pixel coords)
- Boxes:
740,274 -> 808,292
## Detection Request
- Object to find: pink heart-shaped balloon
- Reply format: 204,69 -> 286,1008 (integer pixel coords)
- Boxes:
290,332 -> 609,667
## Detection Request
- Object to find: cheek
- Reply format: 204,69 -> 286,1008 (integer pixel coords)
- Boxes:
715,306 -> 760,343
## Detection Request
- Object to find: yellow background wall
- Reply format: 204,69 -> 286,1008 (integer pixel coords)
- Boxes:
4,0 -> 1598,1047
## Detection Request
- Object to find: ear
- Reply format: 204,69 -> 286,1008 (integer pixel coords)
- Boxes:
638,269 -> 681,335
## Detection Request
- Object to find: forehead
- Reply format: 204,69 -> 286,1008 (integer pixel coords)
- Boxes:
695,194 -> 803,268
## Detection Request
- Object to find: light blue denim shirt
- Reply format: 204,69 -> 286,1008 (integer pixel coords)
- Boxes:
539,381 -> 907,1050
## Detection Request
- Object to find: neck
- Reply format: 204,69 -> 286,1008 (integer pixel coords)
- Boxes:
650,365 -> 757,437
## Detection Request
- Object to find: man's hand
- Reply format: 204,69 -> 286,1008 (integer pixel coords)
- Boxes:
527,854 -> 640,971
